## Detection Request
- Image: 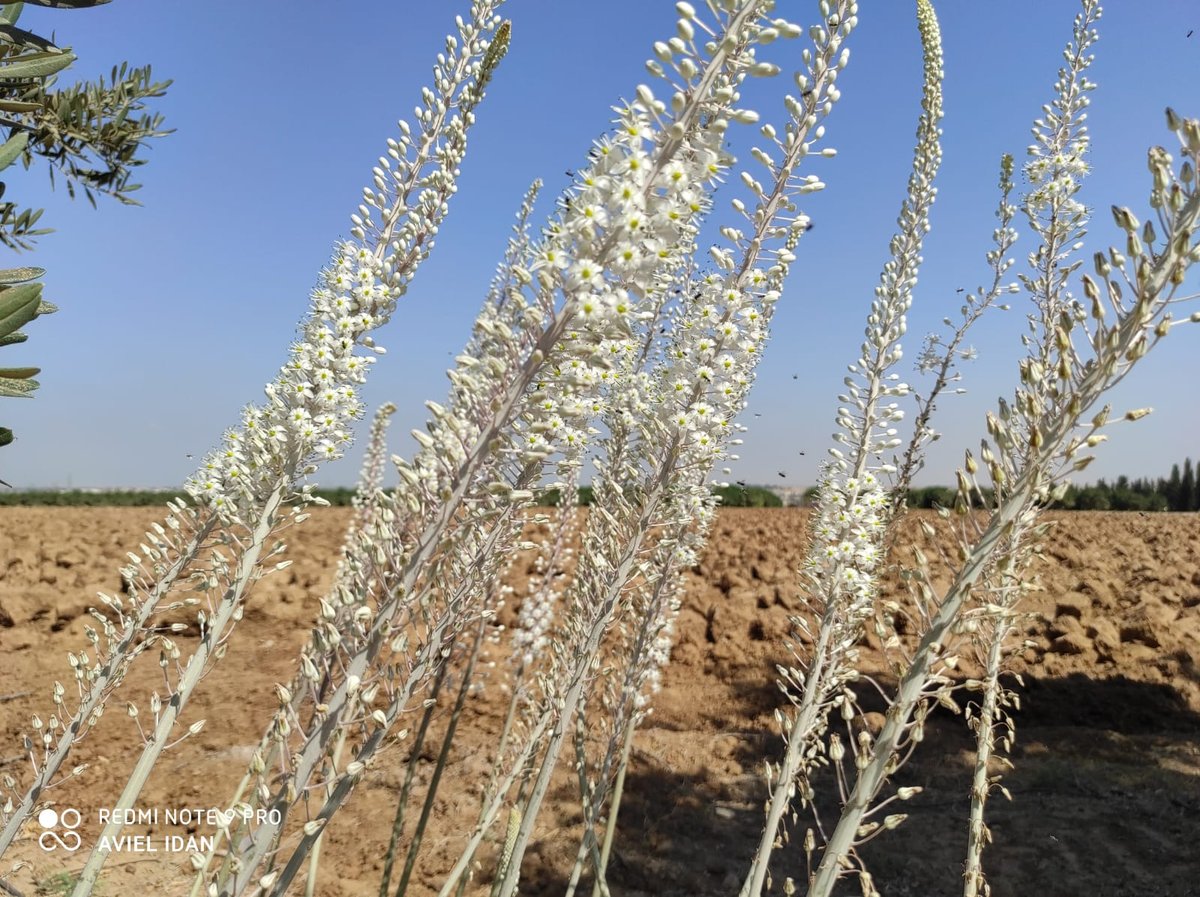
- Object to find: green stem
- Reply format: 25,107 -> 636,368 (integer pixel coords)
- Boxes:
187,765 -> 254,897
563,713 -> 593,897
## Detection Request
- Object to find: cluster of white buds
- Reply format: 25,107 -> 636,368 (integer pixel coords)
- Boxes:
320,401 -> 400,663
380,2 -> 816,569
511,570 -> 559,668
555,3 -> 860,820
1022,1 -> 1098,216
633,589 -> 683,709
511,477 -> 580,669
184,240 -> 389,520
594,13 -> 860,553
652,267 -> 778,467
388,84 -> 735,526
790,5 -> 1200,894
805,469 -> 889,603
626,1 -> 858,504
798,0 -> 944,630
1009,0 -> 1100,473
185,4 -> 511,521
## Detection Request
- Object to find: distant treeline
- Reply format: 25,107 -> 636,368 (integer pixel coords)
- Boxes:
0,488 -> 360,507
535,485 -> 783,508
906,458 -> 1200,512
0,485 -> 784,509
1054,460 -> 1200,511
5,463 -> 1199,511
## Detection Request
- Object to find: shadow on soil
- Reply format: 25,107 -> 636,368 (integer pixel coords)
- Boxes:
518,669 -> 1200,897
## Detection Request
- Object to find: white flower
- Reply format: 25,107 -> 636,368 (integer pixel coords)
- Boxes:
567,258 -> 606,292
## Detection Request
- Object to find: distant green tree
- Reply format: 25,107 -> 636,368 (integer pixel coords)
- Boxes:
0,0 -> 171,474
1182,457 -> 1195,512
908,485 -> 957,509
1166,462 -> 1183,509
713,485 -> 783,507
1072,486 -> 1110,510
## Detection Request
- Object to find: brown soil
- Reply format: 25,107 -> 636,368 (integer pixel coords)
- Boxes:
1,507 -> 1198,897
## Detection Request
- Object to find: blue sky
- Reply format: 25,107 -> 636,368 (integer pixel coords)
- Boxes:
1,1 -> 1197,490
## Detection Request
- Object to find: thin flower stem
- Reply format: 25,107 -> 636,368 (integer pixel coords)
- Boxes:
222,486 -> 534,896
305,726 -> 349,897
443,656 -> 528,897
892,155 -> 1018,510
739,625 -> 833,897
564,836 -> 592,897
379,662 -> 449,897
590,720 -> 635,897
568,511 -> 693,897
962,613 -> 1008,897
564,713 -> 596,897
186,764 -> 253,897
69,483 -> 286,897
743,2 -> 942,891
0,509 -> 216,860
493,457 -> 675,897
433,711 -> 553,897
394,622 -> 484,897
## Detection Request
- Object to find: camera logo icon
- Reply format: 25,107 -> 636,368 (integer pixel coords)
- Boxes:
37,808 -> 82,852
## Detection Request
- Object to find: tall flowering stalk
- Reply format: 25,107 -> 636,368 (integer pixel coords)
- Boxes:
803,9 -> 1200,897
192,400 -> 402,897
0,2 -> 508,877
184,402 -> 406,897
373,183 -> 550,897
198,5 -> 831,894
190,176 -> 551,897
28,6 -> 513,895
740,2 -> 942,893
492,4 -> 859,892
565,266 -> 717,897
343,402 -> 400,557
959,5 -> 1099,892
306,401 -> 397,897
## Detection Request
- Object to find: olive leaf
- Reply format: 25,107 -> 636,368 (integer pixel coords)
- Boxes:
0,0 -> 170,474
0,280 -> 41,335
0,47 -> 74,81
0,365 -> 39,397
